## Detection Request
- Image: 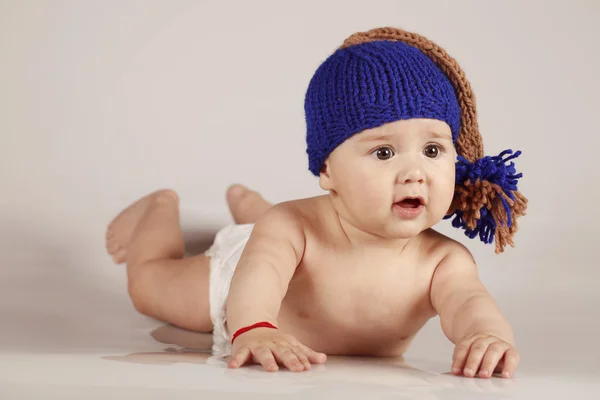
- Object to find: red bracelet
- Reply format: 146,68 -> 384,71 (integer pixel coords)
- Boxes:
231,321 -> 277,344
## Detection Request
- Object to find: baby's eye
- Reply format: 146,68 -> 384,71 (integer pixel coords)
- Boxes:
373,146 -> 394,160
423,144 -> 443,159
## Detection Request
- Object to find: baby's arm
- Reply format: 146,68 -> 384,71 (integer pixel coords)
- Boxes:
430,243 -> 519,379
226,203 -> 326,371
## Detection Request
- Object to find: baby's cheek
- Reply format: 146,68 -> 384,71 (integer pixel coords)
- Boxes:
341,169 -> 371,198
356,179 -> 390,214
433,175 -> 456,214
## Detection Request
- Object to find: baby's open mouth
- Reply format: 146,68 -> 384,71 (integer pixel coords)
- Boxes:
395,197 -> 424,208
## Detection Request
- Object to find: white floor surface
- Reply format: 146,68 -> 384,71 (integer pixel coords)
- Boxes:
1,256 -> 598,399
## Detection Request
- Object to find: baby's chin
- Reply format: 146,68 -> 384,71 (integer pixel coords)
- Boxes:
383,225 -> 425,240
346,208 -> 444,240
380,215 -> 442,239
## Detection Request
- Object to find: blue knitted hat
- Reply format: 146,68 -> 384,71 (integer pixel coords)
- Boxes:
305,40 -> 461,176
303,27 -> 528,253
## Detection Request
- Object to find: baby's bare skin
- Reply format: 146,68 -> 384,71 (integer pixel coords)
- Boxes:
271,195 -> 444,358
225,120 -> 518,377
226,194 -> 517,378
107,119 -> 519,379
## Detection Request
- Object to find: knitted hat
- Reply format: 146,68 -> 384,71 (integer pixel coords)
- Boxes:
304,27 -> 527,253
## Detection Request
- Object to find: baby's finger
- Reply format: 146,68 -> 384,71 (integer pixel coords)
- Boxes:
500,347 -> 520,378
451,342 -> 471,375
479,342 -> 509,378
255,346 -> 279,372
229,347 -> 251,368
290,347 -> 312,370
463,340 -> 491,377
272,346 -> 303,372
297,343 -> 327,364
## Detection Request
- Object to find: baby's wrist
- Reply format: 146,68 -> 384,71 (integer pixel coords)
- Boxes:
231,321 -> 278,344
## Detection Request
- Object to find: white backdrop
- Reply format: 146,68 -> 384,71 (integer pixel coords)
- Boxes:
1,0 -> 599,395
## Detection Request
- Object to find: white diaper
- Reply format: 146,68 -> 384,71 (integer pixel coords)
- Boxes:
204,223 -> 255,358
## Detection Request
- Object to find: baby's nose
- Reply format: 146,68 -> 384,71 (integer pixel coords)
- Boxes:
404,175 -> 424,184
398,163 -> 425,184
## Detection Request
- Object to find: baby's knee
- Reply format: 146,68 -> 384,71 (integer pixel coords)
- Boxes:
126,266 -> 152,315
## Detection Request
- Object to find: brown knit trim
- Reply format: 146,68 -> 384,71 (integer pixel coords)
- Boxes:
447,180 -> 528,254
339,27 -> 484,163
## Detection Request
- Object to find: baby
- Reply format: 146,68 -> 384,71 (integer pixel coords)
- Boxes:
105,27 -> 527,379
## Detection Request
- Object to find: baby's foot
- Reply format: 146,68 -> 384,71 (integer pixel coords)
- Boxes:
105,189 -> 178,264
226,184 -> 272,225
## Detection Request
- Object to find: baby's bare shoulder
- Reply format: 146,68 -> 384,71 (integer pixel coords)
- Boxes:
417,228 -> 471,263
252,196 -> 329,243
266,196 -> 330,229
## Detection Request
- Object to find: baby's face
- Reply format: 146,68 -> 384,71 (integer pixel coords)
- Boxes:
320,118 -> 456,240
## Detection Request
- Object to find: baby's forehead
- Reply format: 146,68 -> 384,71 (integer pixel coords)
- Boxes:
374,118 -> 449,132
355,118 -> 452,140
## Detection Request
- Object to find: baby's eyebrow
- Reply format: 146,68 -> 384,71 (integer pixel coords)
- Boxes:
427,131 -> 452,140
358,133 -> 394,143
358,130 -> 452,143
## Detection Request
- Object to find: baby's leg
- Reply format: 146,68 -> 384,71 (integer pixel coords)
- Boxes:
106,189 -> 213,332
226,184 -> 272,224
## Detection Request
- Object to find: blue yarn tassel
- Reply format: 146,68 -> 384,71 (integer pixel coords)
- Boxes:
444,149 -> 524,245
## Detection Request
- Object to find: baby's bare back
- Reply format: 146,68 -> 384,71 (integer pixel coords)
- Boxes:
274,196 -> 451,357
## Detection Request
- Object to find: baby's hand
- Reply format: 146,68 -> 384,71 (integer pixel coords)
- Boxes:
228,328 -> 327,372
451,333 -> 519,379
